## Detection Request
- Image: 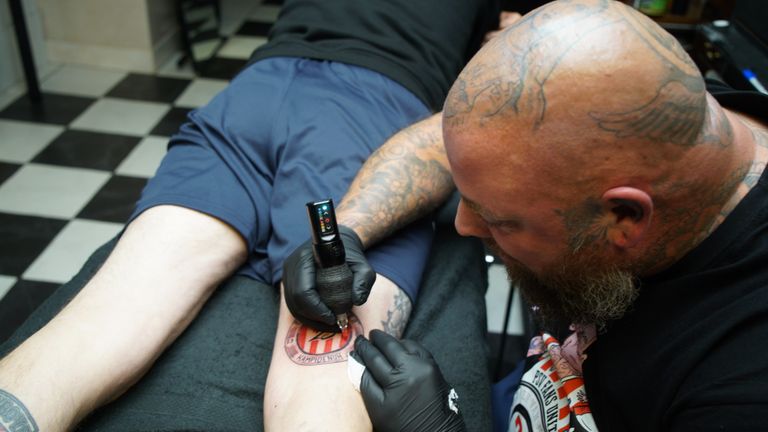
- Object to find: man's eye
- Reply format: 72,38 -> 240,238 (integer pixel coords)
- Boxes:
488,221 -> 520,233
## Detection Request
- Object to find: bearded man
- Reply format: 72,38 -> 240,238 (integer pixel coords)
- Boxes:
285,0 -> 768,430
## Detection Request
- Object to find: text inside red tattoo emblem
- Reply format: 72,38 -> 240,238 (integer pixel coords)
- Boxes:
285,314 -> 363,365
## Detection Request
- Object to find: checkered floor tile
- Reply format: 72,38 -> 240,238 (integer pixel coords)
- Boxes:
0,3 -> 272,342
0,0 -> 524,365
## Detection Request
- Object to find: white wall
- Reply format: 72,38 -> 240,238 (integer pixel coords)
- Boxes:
39,0 -> 153,71
36,0 -> 180,73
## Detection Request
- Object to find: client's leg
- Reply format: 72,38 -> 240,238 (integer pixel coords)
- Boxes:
258,59 -> 432,431
264,275 -> 410,431
0,205 -> 246,431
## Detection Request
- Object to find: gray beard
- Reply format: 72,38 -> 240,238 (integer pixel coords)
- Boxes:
487,240 -> 639,329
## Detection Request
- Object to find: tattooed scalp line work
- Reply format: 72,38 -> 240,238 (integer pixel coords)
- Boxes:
444,0 -> 708,151
588,4 -> 706,148
444,0 -> 617,129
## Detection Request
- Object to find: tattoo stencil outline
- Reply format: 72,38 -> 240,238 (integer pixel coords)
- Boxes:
285,314 -> 363,366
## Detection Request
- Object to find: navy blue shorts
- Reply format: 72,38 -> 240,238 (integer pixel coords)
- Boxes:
130,57 -> 433,301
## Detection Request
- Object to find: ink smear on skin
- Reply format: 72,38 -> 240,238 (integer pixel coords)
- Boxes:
285,314 -> 363,365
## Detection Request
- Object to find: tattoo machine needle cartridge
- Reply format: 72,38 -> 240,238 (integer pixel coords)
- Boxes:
306,199 -> 354,331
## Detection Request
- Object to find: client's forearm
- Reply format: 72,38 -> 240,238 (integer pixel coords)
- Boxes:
0,206 -> 246,431
338,113 -> 454,247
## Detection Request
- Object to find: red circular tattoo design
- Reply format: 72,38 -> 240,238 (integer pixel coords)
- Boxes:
284,314 -> 363,365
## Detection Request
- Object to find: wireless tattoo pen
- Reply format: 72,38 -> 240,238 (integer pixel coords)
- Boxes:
306,199 -> 354,331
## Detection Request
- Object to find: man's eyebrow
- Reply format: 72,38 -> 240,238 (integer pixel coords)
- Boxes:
461,196 -> 484,213
461,195 -> 521,226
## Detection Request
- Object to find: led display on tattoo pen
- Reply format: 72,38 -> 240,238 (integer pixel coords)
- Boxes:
306,199 -> 354,331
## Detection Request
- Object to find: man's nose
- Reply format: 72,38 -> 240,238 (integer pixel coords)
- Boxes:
455,200 -> 491,238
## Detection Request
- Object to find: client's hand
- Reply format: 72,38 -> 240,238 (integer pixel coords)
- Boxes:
283,225 -> 375,331
353,330 -> 467,432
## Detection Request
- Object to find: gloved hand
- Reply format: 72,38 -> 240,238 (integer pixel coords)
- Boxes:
283,225 -> 376,331
353,330 -> 467,432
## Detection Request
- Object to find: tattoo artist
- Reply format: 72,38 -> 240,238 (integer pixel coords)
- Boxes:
284,1 -> 768,431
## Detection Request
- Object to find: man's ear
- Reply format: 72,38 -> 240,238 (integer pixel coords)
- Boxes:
601,187 -> 653,249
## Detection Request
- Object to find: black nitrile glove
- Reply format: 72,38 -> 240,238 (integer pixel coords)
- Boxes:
283,225 -> 376,332
354,330 -> 467,432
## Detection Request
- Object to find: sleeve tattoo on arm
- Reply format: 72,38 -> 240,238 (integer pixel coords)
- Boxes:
0,389 -> 39,432
338,114 -> 453,248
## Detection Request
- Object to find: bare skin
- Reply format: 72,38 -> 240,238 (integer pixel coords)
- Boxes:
4,2 -> 765,429
0,206 -> 417,432
319,3 -> 768,429
264,276 -> 410,432
0,206 -> 246,431
0,29 -> 464,432
320,0 -> 768,326
443,0 -> 764,278
483,11 -> 523,45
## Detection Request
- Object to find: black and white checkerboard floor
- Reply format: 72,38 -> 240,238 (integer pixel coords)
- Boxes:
0,1 -> 279,341
0,0 -> 526,374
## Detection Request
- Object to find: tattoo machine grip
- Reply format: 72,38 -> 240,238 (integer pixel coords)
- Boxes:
306,199 -> 354,330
